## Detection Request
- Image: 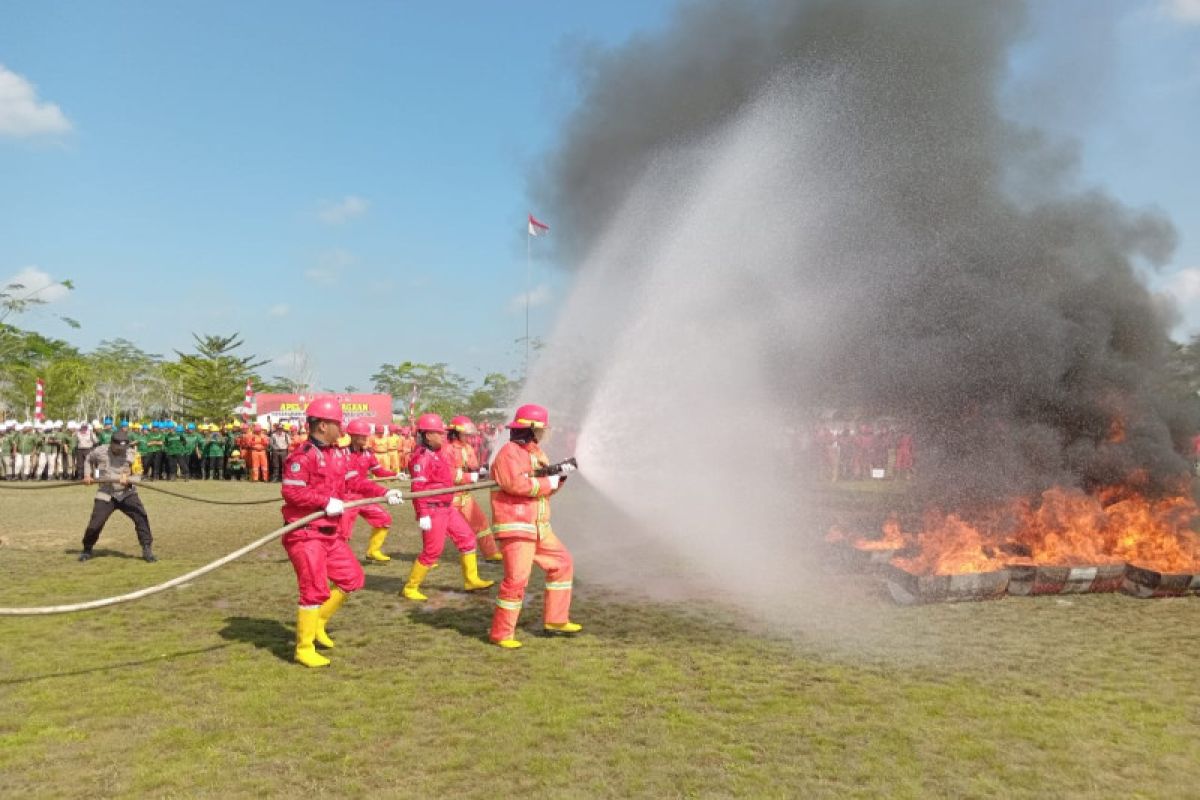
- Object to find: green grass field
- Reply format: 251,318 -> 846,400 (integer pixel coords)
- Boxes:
2,479 -> 1199,798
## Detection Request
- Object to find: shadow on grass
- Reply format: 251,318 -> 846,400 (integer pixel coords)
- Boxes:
404,604 -> 494,644
0,643 -> 233,686
217,616 -> 293,663
61,547 -> 145,560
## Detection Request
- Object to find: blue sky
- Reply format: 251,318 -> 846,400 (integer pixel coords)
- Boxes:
2,1 -> 1198,391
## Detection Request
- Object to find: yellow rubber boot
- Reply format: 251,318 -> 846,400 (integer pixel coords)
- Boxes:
315,587 -> 347,649
461,552 -> 495,591
544,622 -> 583,634
495,639 -> 523,649
365,528 -> 391,562
402,561 -> 430,601
295,607 -> 331,668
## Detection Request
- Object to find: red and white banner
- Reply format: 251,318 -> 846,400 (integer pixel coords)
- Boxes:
243,379 -> 254,420
34,378 -> 44,421
527,213 -> 549,237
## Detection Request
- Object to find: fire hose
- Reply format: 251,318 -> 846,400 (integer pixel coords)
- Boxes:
0,480 -> 497,616
0,475 -> 414,506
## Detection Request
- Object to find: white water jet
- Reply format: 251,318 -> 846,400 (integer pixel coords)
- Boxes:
524,78 -> 841,616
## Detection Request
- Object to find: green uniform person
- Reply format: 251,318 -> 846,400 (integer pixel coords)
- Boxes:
163,424 -> 190,480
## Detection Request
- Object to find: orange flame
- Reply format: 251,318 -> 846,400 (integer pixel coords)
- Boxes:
888,483 -> 1200,576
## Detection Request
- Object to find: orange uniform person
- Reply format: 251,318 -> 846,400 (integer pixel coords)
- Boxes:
397,426 -> 415,475
446,415 -> 502,561
247,424 -> 270,481
384,425 -> 401,474
489,403 -> 581,649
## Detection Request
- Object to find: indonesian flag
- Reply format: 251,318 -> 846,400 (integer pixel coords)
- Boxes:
528,213 -> 549,237
243,379 -> 253,420
34,378 -> 44,421
408,384 -> 419,424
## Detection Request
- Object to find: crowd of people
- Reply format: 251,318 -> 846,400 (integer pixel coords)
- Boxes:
802,422 -> 917,482
0,416 -> 498,483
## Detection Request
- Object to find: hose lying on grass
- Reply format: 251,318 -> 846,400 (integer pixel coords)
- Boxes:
0,480 -> 498,616
0,476 -> 411,505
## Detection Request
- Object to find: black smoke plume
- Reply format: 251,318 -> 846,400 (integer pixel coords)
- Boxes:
531,0 -> 1194,508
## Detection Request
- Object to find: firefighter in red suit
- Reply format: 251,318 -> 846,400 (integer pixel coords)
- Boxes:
343,418 -> 398,563
401,413 -> 494,601
446,415 -> 503,562
489,403 -> 581,649
281,397 -> 404,668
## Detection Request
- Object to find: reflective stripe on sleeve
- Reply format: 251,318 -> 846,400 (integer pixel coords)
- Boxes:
345,470 -> 359,478
283,479 -> 307,486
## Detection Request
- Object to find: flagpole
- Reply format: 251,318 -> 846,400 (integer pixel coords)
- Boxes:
525,225 -> 531,382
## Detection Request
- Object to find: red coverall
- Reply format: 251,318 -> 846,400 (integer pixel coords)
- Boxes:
342,446 -> 396,536
489,440 -> 573,643
281,439 -> 386,605
446,438 -> 501,559
409,444 -> 477,566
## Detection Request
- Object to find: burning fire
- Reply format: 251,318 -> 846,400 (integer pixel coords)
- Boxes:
883,482 -> 1200,576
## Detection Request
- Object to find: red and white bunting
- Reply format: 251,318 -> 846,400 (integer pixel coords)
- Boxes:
527,213 -> 549,237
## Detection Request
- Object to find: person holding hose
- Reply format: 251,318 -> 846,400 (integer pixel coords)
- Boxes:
343,418 -> 398,563
445,415 -> 502,562
400,413 -> 494,601
489,403 -> 580,649
79,429 -> 157,563
281,397 -> 404,668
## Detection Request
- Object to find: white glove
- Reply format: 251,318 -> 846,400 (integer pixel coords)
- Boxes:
548,475 -> 561,490
559,462 -> 577,475
468,472 -> 479,483
385,489 -> 404,506
418,515 -> 433,531
324,497 -> 345,516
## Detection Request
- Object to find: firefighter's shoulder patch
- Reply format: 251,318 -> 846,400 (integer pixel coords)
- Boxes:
290,462 -> 302,473
412,463 -> 421,473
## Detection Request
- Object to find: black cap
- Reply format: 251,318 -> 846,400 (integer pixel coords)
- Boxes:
110,430 -> 131,444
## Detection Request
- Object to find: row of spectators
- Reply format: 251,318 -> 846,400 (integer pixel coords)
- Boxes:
0,417 -> 499,482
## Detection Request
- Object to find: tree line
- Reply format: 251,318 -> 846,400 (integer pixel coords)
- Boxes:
2,279 -> 519,422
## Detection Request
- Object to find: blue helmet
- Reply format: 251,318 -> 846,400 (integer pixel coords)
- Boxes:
119,420 -> 129,428
102,416 -> 113,426
186,422 -> 196,431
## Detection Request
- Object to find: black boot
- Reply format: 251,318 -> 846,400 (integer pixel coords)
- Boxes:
78,549 -> 93,562
141,545 -> 157,563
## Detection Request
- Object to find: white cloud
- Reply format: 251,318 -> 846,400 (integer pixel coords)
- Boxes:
1163,0 -> 1200,22
507,284 -> 552,313
2,266 -> 71,303
268,303 -> 290,318
304,249 -> 354,285
317,195 -> 369,224
0,65 -> 72,138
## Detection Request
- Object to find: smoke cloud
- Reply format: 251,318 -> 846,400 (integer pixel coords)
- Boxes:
522,0 -> 1194,636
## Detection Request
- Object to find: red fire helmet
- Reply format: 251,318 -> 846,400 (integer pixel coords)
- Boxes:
506,404 -> 549,429
305,396 -> 344,425
415,413 -> 447,433
345,418 -> 372,436
447,415 -> 476,434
